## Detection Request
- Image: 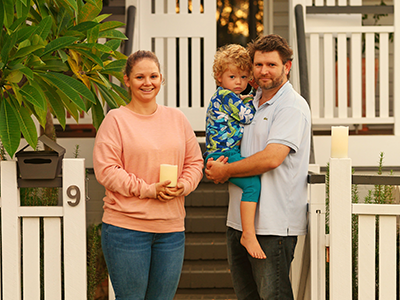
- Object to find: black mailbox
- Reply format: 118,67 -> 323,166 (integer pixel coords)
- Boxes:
16,135 -> 66,187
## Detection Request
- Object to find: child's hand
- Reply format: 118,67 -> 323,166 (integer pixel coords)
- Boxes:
249,78 -> 259,89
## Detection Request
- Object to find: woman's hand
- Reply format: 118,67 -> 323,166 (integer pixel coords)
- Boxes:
155,181 -> 185,202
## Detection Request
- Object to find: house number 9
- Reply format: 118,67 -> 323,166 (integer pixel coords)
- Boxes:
67,185 -> 81,207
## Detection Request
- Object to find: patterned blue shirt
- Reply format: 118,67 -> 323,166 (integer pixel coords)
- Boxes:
205,86 -> 256,157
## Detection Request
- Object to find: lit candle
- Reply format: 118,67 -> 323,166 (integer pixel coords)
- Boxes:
331,126 -> 349,158
159,164 -> 178,187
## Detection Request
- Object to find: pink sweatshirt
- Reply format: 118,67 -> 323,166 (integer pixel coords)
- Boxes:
93,105 -> 204,233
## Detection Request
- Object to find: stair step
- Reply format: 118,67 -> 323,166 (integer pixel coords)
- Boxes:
186,175 -> 229,207
185,207 -> 228,233
174,289 -> 237,300
185,187 -> 229,207
185,233 -> 227,260
179,260 -> 233,289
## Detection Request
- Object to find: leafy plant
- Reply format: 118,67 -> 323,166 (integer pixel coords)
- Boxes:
0,0 -> 130,158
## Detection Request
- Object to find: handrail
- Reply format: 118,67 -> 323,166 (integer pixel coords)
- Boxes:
294,4 -> 315,165
308,173 -> 400,185
306,5 -> 394,15
124,6 -> 136,56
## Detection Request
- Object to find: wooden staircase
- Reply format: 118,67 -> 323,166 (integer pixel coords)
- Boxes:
174,169 -> 237,299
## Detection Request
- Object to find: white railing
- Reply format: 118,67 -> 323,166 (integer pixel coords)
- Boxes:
289,0 -> 400,135
308,158 -> 400,300
126,0 -> 216,132
0,159 -> 87,300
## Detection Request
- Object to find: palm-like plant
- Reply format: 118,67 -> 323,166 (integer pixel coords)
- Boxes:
0,0 -> 129,158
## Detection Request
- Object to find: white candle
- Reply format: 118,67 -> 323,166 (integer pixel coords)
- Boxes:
159,164 -> 178,187
331,126 -> 349,158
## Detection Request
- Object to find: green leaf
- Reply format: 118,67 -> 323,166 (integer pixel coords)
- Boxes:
68,21 -> 99,32
42,73 -> 94,111
58,49 -> 69,63
104,59 -> 127,72
9,16 -> 26,31
87,24 -> 99,44
110,82 -> 130,103
13,44 -> 45,59
20,85 -> 47,111
34,104 -> 47,128
0,1 -> 4,42
69,47 -> 104,67
3,0 -> 14,28
1,32 -> 17,64
14,104 -> 38,148
94,14 -> 111,23
16,0 -> 30,19
35,57 -> 69,71
57,91 -> 80,122
78,0 -> 102,23
56,0 -> 78,12
90,94 -> 105,130
50,72 -> 95,104
19,66 -> 34,80
39,79 -> 66,129
0,97 -> 20,158
104,39 -> 122,51
96,71 -> 112,89
36,15 -> 52,41
95,83 -> 118,109
70,43 -> 114,55
6,70 -> 24,83
99,29 -> 128,40
41,36 -> 80,57
111,50 -> 127,61
98,21 -> 125,32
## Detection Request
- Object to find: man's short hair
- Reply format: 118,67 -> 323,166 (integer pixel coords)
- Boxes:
247,34 -> 293,64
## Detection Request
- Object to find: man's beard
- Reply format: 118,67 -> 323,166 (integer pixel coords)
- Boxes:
255,67 -> 285,90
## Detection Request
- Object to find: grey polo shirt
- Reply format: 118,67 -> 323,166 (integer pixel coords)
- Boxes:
227,81 -> 311,236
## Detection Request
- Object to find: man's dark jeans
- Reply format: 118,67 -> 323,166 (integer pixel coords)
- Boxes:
227,227 -> 297,300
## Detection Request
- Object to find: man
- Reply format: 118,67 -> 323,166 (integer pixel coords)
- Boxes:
205,34 -> 311,300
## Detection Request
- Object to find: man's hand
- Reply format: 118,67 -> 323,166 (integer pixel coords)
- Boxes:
205,156 -> 229,184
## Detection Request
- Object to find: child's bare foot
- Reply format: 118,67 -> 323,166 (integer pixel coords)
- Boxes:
240,232 -> 266,259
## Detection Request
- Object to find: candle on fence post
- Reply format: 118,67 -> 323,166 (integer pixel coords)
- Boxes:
159,164 -> 178,187
331,126 -> 349,158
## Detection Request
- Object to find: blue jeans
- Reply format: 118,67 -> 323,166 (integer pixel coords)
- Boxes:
227,227 -> 297,300
101,223 -> 185,300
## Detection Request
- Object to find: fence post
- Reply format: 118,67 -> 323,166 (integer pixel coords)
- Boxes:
63,158 -> 87,300
309,181 -> 326,300
1,161 -> 21,300
329,157 -> 352,300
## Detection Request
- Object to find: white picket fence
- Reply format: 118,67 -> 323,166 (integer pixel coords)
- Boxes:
308,158 -> 400,300
0,159 -> 87,300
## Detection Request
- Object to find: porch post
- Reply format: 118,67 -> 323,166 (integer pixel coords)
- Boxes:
329,157 -> 352,300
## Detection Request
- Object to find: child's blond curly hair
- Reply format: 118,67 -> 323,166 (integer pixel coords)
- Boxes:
212,44 -> 252,86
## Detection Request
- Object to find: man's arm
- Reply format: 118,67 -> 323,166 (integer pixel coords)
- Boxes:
205,143 -> 290,183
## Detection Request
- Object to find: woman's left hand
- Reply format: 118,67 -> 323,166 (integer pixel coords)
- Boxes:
157,182 -> 185,202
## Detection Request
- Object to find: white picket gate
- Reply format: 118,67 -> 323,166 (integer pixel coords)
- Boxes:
308,158 -> 400,300
0,159 -> 87,300
125,0 -> 216,132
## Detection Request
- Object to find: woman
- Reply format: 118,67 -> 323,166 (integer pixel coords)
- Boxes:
93,50 -> 203,300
